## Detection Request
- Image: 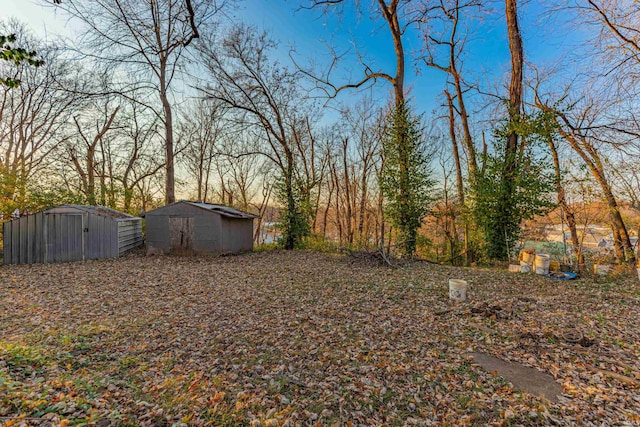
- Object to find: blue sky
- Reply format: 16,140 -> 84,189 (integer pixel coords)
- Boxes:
1,0 -> 71,40
232,0 -> 587,116
2,0 -> 587,118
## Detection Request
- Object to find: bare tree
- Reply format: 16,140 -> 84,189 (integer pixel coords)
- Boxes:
535,95 -> 636,264
610,157 -> 640,212
179,98 -> 227,202
430,144 -> 462,263
306,1 -> 435,257
505,0 -> 524,172
333,98 -> 385,247
474,0 -> 526,261
209,128 -> 266,212
51,0 -> 222,204
199,26 -> 320,249
421,0 -> 480,179
252,172 -> 275,244
576,0 -> 640,87
547,136 -> 583,265
305,0 -> 411,105
65,100 -> 120,205
0,22 -> 82,214
115,100 -> 165,213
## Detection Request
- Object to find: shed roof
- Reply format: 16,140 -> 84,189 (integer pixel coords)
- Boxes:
143,201 -> 258,219
44,205 -> 135,219
188,202 -> 258,219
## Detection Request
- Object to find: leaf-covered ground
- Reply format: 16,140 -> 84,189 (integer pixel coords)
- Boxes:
1,251 -> 639,426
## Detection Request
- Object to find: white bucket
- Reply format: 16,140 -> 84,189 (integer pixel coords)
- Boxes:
535,254 -> 550,275
594,264 -> 611,276
508,264 -> 521,273
449,279 -> 467,301
520,260 -> 532,273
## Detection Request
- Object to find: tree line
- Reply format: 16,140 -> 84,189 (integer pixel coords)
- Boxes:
1,0 -> 639,264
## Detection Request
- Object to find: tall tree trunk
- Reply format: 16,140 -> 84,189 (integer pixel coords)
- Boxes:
548,138 -> 582,266
322,180 -> 333,240
284,152 -> 296,250
447,4 -> 476,177
160,70 -> 175,205
506,0 -> 523,160
374,0 -> 405,105
204,158 -> 212,202
547,111 -> 636,265
445,90 -> 464,205
358,171 -> 368,246
445,90 -> 467,266
452,72 -> 476,177
342,138 -> 353,245
331,162 -> 343,245
197,151 -> 204,201
488,0 -> 524,261
86,144 -> 96,205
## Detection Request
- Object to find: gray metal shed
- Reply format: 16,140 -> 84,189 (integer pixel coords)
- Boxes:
143,201 -> 257,255
2,205 -> 143,264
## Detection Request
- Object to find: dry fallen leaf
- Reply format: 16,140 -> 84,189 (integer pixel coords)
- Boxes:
0,251 -> 638,425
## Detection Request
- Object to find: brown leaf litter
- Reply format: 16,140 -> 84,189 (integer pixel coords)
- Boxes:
1,251 -> 639,426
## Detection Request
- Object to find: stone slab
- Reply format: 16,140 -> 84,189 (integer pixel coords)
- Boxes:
469,352 -> 563,403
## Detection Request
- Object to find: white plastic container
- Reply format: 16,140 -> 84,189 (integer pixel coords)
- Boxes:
508,264 -> 521,273
449,279 -> 468,301
520,261 -> 532,273
534,254 -> 550,275
636,268 -> 640,282
594,264 -> 611,276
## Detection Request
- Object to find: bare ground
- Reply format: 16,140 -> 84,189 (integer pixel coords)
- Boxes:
1,251 -> 639,426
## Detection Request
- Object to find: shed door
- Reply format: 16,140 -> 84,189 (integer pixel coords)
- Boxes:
169,217 -> 194,254
46,214 -> 84,263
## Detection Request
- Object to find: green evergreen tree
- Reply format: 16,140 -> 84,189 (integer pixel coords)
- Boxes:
380,103 -> 435,257
472,111 -> 556,261
275,174 -> 313,250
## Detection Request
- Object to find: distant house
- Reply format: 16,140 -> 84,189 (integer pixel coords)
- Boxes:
142,201 -> 258,255
3,205 -> 143,264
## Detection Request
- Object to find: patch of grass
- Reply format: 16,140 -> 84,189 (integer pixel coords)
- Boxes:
253,243 -> 278,252
0,342 -> 47,377
456,394 -> 473,410
72,377 -> 104,399
493,376 -> 509,388
302,235 -> 340,252
267,377 -> 289,395
118,355 -> 141,372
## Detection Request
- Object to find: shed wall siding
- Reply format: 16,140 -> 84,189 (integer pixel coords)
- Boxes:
193,214 -> 221,252
46,213 -> 84,263
118,219 -> 143,255
146,211 -> 222,254
3,221 -> 10,264
144,203 -> 253,255
145,215 -> 170,254
221,218 -> 253,253
3,212 -> 46,265
3,209 -> 141,264
87,214 -> 106,259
